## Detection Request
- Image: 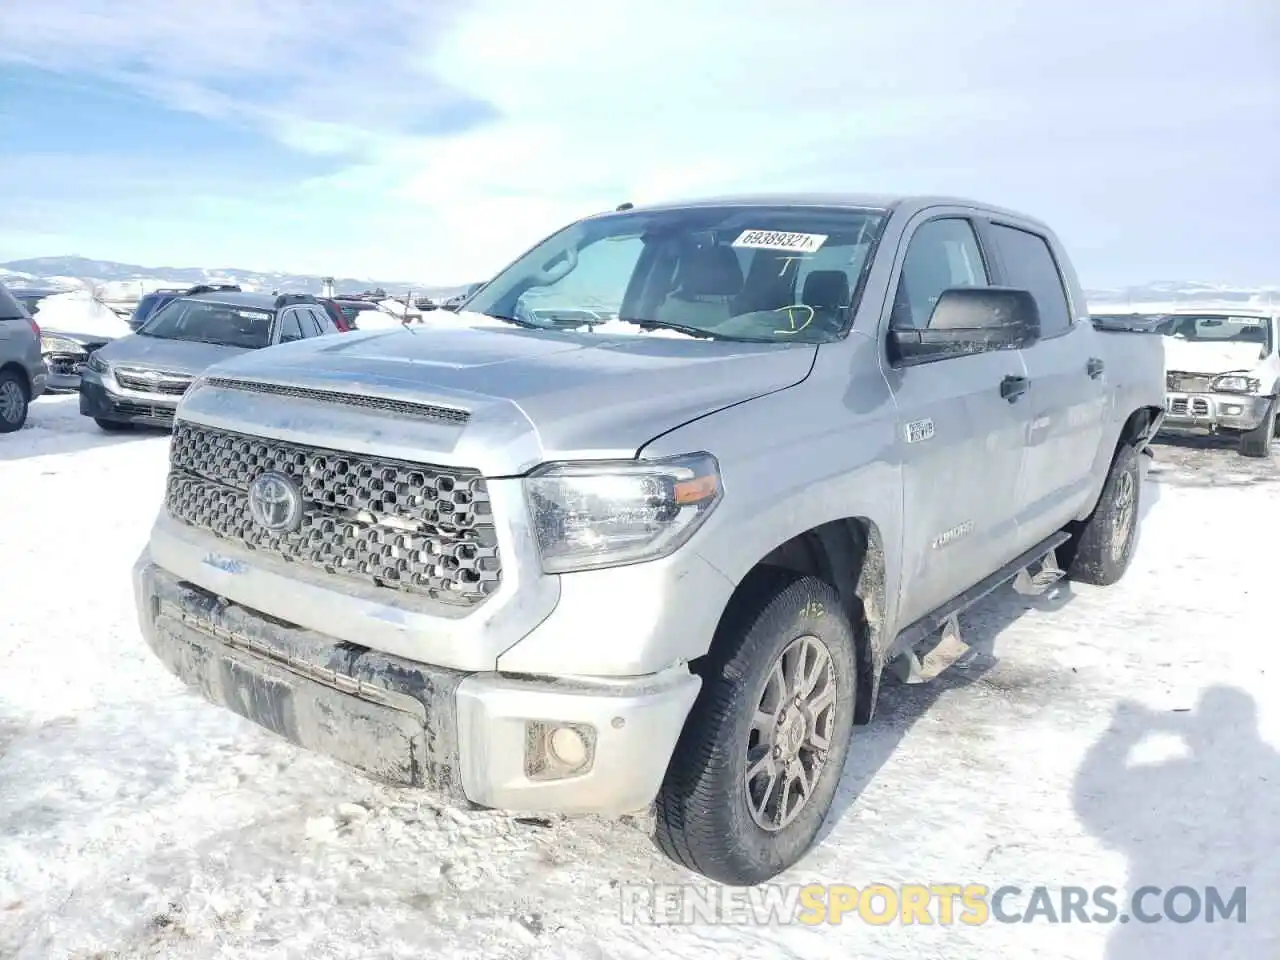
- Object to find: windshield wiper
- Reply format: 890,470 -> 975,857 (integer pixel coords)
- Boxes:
612,317 -> 721,340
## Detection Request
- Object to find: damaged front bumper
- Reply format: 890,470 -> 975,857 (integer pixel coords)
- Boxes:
133,555 -> 701,815
1161,391 -> 1271,433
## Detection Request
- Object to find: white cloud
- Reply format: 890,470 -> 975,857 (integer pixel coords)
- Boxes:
0,0 -> 1275,284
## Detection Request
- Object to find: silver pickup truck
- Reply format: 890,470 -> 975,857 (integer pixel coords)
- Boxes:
134,194 -> 1165,885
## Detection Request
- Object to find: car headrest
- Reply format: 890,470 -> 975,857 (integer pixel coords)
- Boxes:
802,270 -> 851,310
674,245 -> 745,297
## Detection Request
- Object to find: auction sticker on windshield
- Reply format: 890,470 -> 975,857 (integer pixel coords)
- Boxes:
732,230 -> 828,253
238,311 -> 272,320
1228,317 -> 1262,325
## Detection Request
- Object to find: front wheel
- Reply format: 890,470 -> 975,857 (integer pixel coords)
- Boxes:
1065,443 -> 1142,586
1239,400 -> 1275,458
0,370 -> 29,433
654,571 -> 858,885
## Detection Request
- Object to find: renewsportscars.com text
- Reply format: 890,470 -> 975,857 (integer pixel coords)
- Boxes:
618,883 -> 1248,926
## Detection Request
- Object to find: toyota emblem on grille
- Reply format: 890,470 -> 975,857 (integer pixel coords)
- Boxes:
247,471 -> 303,533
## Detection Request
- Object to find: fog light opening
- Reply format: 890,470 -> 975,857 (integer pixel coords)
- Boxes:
525,720 -> 597,781
549,726 -> 588,767
1222,404 -> 1243,416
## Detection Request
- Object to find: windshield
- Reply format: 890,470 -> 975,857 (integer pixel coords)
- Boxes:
464,205 -> 888,343
139,298 -> 274,348
1157,314 -> 1273,353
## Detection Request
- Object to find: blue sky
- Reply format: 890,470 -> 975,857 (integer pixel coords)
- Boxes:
0,0 -> 1275,287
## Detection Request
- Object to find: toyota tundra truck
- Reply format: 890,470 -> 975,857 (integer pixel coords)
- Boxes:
133,194 -> 1165,885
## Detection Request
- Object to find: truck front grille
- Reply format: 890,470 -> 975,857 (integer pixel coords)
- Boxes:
1167,372 -> 1213,393
164,422 -> 502,606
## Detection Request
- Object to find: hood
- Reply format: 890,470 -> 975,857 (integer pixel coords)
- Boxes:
100,333 -> 254,377
1161,336 -> 1268,375
41,327 -> 116,348
183,313 -> 817,475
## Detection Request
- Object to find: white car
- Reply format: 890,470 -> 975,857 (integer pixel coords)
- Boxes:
1157,306 -> 1280,456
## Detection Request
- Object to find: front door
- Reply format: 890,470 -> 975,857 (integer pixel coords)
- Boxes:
883,214 -> 1030,627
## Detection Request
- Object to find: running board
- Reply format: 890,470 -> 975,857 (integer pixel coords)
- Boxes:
887,531 -> 1072,684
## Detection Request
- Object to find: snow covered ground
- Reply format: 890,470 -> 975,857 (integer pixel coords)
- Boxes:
1,398 -> 1277,960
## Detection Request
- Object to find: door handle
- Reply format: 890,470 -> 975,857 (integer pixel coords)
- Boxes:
1000,375 -> 1029,402
1087,357 -> 1105,379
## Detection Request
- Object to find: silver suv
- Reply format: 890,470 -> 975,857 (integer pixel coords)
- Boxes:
0,280 -> 49,432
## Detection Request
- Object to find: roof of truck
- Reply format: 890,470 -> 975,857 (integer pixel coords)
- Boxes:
1164,304 -> 1277,318
596,193 -> 1045,224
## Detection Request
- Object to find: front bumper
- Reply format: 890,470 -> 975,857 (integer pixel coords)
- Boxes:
1161,391 -> 1271,432
134,557 -> 701,815
43,353 -> 87,392
79,371 -> 179,426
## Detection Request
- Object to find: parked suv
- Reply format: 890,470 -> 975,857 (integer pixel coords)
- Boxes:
1155,307 -> 1280,457
82,291 -> 341,431
133,194 -> 1165,884
0,280 -> 48,432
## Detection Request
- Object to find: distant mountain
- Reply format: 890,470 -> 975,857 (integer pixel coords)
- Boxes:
1084,280 -> 1279,308
0,256 -> 471,301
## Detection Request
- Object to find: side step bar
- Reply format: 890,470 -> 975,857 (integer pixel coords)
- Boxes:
887,530 -> 1072,684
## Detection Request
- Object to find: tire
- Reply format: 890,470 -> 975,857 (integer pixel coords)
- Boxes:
1064,443 -> 1142,587
654,570 -> 858,885
1240,400 -> 1275,458
0,370 -> 29,433
95,417 -> 134,433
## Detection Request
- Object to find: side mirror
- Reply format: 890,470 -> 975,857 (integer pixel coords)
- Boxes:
887,287 -> 1041,367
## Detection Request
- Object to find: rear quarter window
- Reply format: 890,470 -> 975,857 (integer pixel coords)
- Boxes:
0,282 -> 29,320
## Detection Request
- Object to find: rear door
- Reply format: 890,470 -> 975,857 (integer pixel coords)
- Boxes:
884,214 -> 1031,626
981,221 -> 1107,542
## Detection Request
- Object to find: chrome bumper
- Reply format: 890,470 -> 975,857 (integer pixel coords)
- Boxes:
1162,392 -> 1271,431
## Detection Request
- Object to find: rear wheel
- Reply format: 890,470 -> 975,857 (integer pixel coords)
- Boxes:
654,571 -> 858,885
94,417 -> 134,433
1240,400 -> 1275,458
0,370 -> 29,433
1065,443 -> 1141,586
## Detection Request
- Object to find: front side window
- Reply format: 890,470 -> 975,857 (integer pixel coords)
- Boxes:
138,299 -> 275,349
891,218 -> 989,330
465,205 -> 888,343
278,310 -> 305,343
987,224 -> 1072,337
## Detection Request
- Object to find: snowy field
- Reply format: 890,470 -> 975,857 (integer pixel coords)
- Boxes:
1,396 -> 1277,960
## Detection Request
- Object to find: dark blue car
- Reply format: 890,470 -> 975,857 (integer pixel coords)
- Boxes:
128,284 -> 242,330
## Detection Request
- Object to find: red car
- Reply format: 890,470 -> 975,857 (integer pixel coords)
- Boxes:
315,298 -> 354,332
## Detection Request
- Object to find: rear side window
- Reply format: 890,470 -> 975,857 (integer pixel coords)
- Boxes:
0,282 -> 29,320
299,309 -> 322,337
310,307 -> 337,334
988,224 -> 1072,337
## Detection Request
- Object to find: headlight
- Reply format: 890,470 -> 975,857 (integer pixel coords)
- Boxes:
1211,374 -> 1260,394
41,335 -> 87,356
85,352 -> 110,374
524,453 -> 723,574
